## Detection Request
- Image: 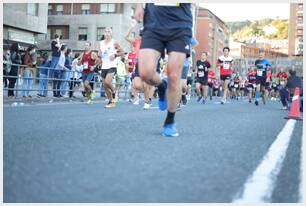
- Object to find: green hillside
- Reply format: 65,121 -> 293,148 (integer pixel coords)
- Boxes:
226,18 -> 288,39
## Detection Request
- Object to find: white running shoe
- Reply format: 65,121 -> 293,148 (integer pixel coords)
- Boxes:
143,102 -> 150,110
133,98 -> 140,105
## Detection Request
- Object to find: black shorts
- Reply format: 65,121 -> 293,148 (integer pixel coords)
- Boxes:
187,76 -> 193,85
220,74 -> 231,81
247,83 -> 256,89
101,68 -> 116,79
196,77 -> 208,86
140,28 -> 192,57
256,76 -> 266,86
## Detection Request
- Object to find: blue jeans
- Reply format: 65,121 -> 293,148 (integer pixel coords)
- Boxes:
22,69 -> 33,97
60,71 -> 70,96
280,88 -> 290,107
38,73 -> 48,96
49,56 -> 60,78
53,70 -> 62,96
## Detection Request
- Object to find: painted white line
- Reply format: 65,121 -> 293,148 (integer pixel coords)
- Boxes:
233,119 -> 297,203
299,133 -> 304,203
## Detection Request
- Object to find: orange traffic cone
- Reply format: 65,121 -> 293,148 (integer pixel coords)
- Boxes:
286,87 -> 302,120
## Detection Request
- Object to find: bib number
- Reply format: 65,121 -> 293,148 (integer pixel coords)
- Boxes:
234,84 -> 239,88
224,62 -> 230,70
83,62 -> 88,69
198,71 -> 204,77
257,70 -> 263,76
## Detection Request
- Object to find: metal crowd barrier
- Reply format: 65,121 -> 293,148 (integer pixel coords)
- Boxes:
3,62 -> 132,100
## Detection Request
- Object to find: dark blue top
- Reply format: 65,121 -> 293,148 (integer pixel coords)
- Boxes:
255,58 -> 272,77
39,61 -> 51,75
65,55 -> 73,70
144,3 -> 193,30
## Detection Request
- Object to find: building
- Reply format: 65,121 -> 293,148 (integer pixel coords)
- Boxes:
195,7 -> 230,70
3,3 -> 48,51
288,3 -> 303,57
37,3 -> 136,53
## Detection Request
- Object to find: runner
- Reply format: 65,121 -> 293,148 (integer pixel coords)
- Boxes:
207,69 -> 216,100
254,51 -> 272,106
135,3 -> 193,137
270,72 -> 279,101
217,47 -> 234,104
125,23 -> 153,109
265,66 -> 273,101
195,52 -> 211,104
77,42 -> 100,104
213,78 -> 221,97
232,73 -> 240,100
181,37 -> 198,106
247,67 -> 257,103
99,27 -> 124,108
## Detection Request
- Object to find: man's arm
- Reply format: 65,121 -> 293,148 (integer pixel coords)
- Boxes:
124,26 -> 135,44
134,3 -> 144,22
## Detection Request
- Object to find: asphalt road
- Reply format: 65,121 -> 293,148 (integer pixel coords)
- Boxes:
3,97 -> 303,203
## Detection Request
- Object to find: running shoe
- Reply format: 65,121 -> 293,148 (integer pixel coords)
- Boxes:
249,99 -> 252,103
133,98 -> 140,105
163,123 -> 179,137
90,91 -> 96,100
255,100 -> 259,106
87,99 -> 93,104
105,101 -> 116,108
143,102 -> 150,110
197,96 -> 202,103
210,96 -> 212,101
202,98 -> 206,104
158,78 -> 168,111
182,95 -> 187,105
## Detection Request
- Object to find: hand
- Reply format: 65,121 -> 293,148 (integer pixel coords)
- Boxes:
134,4 -> 144,22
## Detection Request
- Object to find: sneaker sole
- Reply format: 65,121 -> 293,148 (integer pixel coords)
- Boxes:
162,133 -> 179,137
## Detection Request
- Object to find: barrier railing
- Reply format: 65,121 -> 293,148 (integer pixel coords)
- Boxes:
3,62 -> 132,100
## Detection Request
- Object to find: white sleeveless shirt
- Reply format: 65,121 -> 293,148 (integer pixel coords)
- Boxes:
99,39 -> 117,70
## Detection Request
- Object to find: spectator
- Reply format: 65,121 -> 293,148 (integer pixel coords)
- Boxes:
69,53 -> 83,98
8,43 -> 22,98
3,51 -> 11,88
37,53 -> 51,97
279,69 -> 303,111
60,48 -> 73,97
53,45 -> 68,97
22,45 -> 36,98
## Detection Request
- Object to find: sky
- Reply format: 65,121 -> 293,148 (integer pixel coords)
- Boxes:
200,3 -> 290,22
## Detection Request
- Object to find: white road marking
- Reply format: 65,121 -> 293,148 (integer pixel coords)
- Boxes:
299,133 -> 304,203
233,119 -> 297,203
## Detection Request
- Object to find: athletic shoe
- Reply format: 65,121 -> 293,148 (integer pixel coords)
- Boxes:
210,96 -> 212,101
182,95 -> 187,105
163,123 -> 179,137
281,106 -> 288,110
86,99 -> 93,104
255,100 -> 259,106
105,102 -> 116,108
202,99 -> 206,104
158,78 -> 168,111
90,91 -> 96,100
143,102 -> 150,110
197,96 -> 202,103
249,99 -> 252,103
133,98 -> 140,105
186,94 -> 191,100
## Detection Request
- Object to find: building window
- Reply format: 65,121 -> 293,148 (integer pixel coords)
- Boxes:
100,3 -> 116,14
79,27 -> 88,40
48,5 -> 53,15
56,5 -> 64,15
82,4 -> 90,15
298,4 -> 303,10
27,3 -> 38,16
297,29 -> 303,34
97,27 -> 105,41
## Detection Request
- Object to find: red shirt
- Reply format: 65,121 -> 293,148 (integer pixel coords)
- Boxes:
217,55 -> 234,75
127,52 -> 137,73
208,71 -> 215,83
248,71 -> 257,84
82,51 -> 95,73
277,72 -> 288,79
132,38 -> 142,58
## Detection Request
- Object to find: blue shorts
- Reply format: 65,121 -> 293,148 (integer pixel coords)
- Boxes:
82,72 -> 95,82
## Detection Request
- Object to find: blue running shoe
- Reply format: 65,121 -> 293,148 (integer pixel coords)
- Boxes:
158,78 -> 168,111
197,96 -> 202,103
163,123 -> 179,137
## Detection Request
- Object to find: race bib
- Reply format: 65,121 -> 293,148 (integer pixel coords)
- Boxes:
83,62 -> 88,69
224,62 -> 230,70
198,65 -> 203,69
234,84 -> 239,88
257,70 -> 263,76
198,71 -> 204,77
154,3 -> 180,6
